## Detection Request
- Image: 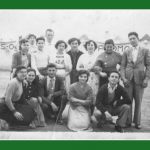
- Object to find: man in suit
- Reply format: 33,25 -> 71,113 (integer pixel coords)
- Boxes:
95,71 -> 131,132
40,63 -> 67,124
121,32 -> 150,129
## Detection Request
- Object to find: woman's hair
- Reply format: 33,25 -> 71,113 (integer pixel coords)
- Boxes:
84,40 -> 97,51
55,40 -> 68,49
27,68 -> 36,76
27,68 -> 37,84
36,36 -> 45,43
27,34 -> 36,40
128,32 -> 139,39
104,39 -> 115,50
77,70 -> 90,82
19,38 -> 29,50
68,38 -> 81,45
14,65 -> 27,77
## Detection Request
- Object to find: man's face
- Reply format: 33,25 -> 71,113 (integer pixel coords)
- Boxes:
21,42 -> 29,54
37,40 -> 45,50
129,35 -> 139,47
46,31 -> 54,42
108,72 -> 119,85
47,67 -> 57,78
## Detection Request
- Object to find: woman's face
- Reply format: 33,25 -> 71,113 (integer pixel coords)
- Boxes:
105,44 -> 114,54
78,73 -> 88,84
27,71 -> 36,83
70,40 -> 79,50
57,43 -> 66,52
87,42 -> 95,54
21,42 -> 29,54
17,68 -> 27,81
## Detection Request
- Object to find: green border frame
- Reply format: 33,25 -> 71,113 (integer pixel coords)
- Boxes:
1,0 -> 150,148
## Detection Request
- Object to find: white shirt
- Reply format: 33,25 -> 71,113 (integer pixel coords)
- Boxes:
108,83 -> 118,94
31,50 -> 49,75
44,42 -> 56,56
132,45 -> 139,63
47,76 -> 56,92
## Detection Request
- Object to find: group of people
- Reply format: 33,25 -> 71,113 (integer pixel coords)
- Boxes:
0,29 -> 150,133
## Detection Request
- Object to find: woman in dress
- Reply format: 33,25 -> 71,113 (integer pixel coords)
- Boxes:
49,40 -> 72,93
67,70 -> 94,131
76,40 -> 99,101
94,39 -> 122,88
0,66 -> 35,127
67,38 -> 83,84
24,68 -> 46,127
11,39 -> 31,78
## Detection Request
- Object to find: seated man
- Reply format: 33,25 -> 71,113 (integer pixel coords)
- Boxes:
40,63 -> 67,124
94,71 -> 131,132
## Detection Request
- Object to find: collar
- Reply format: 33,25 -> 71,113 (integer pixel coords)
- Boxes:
108,83 -> 118,91
132,45 -> 139,50
47,76 -> 56,81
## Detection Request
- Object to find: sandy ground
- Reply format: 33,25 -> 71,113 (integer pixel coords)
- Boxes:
0,70 -> 150,133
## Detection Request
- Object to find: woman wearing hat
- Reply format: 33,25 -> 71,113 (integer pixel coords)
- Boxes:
49,40 -> 72,93
0,66 -> 35,128
94,39 -> 122,87
67,38 -> 83,84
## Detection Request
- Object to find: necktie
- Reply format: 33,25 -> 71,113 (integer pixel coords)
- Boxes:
48,78 -> 54,94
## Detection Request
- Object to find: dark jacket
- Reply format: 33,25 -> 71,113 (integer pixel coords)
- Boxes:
96,83 -> 131,113
40,76 -> 65,99
11,51 -> 31,70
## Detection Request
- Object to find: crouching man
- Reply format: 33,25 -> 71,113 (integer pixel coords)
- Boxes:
94,71 -> 131,132
40,63 -> 68,124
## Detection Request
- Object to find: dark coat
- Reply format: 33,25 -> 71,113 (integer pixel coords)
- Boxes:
96,83 -> 131,113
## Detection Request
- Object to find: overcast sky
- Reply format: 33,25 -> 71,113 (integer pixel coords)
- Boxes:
0,10 -> 150,42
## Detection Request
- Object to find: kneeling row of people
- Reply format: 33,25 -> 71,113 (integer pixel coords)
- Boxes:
0,64 -> 131,132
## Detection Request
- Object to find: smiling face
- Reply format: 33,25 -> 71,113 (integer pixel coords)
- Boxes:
37,40 -> 45,51
108,72 -> 119,86
78,73 -> 88,84
20,42 -> 29,55
87,42 -> 95,54
128,34 -> 139,47
17,68 -> 27,81
105,44 -> 114,54
57,43 -> 66,53
27,71 -> 36,83
46,30 -> 54,42
47,67 -> 57,78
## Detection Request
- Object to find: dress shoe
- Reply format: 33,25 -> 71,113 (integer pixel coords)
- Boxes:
135,125 -> 142,129
115,125 -> 124,133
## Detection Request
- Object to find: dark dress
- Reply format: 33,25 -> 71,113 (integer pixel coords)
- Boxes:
67,50 -> 83,84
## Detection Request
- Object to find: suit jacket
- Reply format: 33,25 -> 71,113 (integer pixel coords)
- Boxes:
11,52 -> 31,70
96,83 -> 131,113
40,76 -> 65,99
121,46 -> 150,85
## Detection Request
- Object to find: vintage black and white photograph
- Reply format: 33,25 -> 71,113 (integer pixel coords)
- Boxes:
0,10 -> 150,140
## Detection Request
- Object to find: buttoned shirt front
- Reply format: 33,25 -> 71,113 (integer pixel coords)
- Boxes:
47,76 -> 56,94
132,45 -> 139,63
